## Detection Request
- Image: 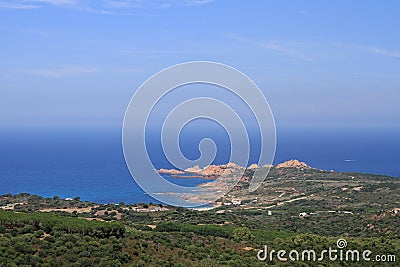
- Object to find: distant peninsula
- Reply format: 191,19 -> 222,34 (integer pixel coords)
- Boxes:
157,159 -> 313,179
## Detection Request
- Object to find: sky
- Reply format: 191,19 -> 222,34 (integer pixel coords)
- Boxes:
1,0 -> 399,130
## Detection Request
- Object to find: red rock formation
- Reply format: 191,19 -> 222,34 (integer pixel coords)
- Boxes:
275,159 -> 311,169
157,168 -> 184,175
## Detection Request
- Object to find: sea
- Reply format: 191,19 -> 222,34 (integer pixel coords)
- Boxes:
0,127 -> 399,204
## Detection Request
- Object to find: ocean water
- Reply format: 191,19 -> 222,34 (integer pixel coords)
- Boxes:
0,127 -> 399,204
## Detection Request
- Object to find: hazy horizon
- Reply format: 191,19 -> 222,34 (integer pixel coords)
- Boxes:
1,1 -> 399,130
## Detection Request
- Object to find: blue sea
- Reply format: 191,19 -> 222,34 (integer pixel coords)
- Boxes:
0,127 -> 399,204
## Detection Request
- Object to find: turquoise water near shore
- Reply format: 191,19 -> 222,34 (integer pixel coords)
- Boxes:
0,127 -> 399,204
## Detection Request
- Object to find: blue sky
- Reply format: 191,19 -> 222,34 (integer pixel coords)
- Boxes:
1,0 -> 399,129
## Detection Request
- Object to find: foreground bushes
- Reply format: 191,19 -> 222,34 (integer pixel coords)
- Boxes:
0,210 -> 131,266
0,210 -> 125,238
155,222 -> 234,239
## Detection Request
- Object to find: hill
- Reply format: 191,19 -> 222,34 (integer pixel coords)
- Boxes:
1,163 -> 399,266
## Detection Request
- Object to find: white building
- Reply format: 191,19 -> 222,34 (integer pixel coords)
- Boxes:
232,199 -> 241,205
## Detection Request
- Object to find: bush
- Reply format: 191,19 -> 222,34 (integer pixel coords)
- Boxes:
232,227 -> 253,241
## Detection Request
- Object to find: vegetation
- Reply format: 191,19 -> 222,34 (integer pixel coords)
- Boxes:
0,167 -> 399,266
0,210 -> 129,266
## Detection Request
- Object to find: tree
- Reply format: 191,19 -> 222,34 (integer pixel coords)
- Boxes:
232,227 -> 253,241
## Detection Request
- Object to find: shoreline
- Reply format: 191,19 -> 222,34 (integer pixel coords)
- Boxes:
170,174 -> 218,180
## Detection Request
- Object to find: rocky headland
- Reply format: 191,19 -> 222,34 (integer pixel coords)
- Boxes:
156,159 -> 312,178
